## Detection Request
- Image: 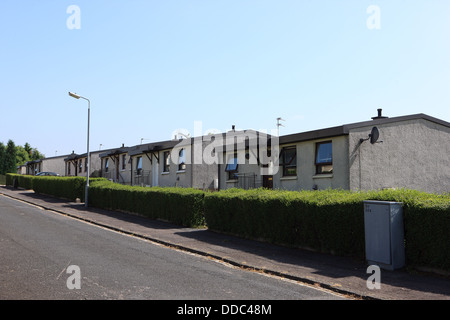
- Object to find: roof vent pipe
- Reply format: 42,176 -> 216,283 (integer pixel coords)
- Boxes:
371,108 -> 388,120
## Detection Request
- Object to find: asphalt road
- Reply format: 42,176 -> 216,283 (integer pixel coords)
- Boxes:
0,195 -> 346,300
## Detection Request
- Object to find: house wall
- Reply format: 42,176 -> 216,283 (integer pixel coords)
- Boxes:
273,135 -> 349,191
89,151 -> 103,177
348,118 -> 450,194
66,151 -> 104,177
41,156 -> 67,176
101,153 -> 131,184
129,153 -> 153,186
219,148 -> 261,190
129,140 -> 218,190
159,147 -> 193,188
191,138 -> 219,190
130,147 -> 193,188
218,135 -> 350,191
26,162 -> 41,175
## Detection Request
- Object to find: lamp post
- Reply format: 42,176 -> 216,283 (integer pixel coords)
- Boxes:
68,91 -> 90,208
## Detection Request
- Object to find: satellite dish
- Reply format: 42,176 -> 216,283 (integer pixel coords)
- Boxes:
369,127 -> 379,144
359,126 -> 382,144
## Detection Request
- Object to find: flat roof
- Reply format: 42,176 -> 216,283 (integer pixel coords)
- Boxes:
279,113 -> 449,145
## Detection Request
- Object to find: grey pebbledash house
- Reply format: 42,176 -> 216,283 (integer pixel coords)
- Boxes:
65,149 -> 106,178
217,110 -> 450,194
24,110 -> 450,194
100,138 -> 219,190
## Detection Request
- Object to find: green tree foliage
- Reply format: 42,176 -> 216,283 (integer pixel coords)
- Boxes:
4,140 -> 17,174
16,146 -> 29,166
0,140 -> 45,174
0,143 -> 5,174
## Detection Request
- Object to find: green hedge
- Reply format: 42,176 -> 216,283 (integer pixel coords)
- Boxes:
204,188 -> 367,256
89,179 -> 205,228
5,173 -> 100,202
32,176 -> 88,202
204,188 -> 450,270
6,173 -> 35,190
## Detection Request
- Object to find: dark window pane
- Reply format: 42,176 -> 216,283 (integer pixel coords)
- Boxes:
316,142 -> 332,164
225,156 -> 238,172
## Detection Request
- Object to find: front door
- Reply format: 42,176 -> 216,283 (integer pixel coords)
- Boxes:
263,175 -> 273,189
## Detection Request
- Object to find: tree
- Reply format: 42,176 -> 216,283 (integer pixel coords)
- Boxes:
0,142 -> 5,174
16,145 -> 30,166
31,148 -> 45,161
24,142 -> 32,158
5,140 -> 17,173
0,140 -> 45,174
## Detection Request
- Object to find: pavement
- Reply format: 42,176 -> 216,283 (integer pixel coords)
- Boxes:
0,185 -> 449,300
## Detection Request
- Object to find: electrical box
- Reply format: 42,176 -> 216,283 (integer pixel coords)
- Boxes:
364,201 -> 405,270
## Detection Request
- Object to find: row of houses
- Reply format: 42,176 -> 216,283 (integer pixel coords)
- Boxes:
20,110 -> 450,194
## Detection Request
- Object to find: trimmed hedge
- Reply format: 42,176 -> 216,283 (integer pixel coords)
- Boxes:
89,179 -> 205,228
204,188 -> 450,270
204,188 -> 367,256
6,173 -> 35,190
5,173 -> 101,202
32,176 -> 88,202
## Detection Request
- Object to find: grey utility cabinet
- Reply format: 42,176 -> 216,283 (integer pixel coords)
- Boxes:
363,201 -> 405,270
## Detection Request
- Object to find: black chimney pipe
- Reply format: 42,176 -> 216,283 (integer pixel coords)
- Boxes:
371,108 -> 388,120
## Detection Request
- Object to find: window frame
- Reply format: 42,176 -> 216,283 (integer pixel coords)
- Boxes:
163,151 -> 171,173
136,156 -> 143,176
280,146 -> 297,177
178,148 -> 186,171
315,141 -> 333,174
225,153 -> 238,180
121,154 -> 127,171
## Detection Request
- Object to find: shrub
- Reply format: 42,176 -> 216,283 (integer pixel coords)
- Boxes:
5,173 -> 104,202
204,188 -> 450,270
89,179 -> 205,227
204,188 -> 367,256
32,176 -> 87,201
6,173 -> 34,190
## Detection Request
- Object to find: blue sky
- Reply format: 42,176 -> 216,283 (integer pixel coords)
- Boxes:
1,0 -> 449,157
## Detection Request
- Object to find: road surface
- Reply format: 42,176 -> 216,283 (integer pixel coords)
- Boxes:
0,194 -> 346,300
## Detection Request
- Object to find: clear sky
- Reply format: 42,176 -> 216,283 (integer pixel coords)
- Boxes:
1,0 -> 449,158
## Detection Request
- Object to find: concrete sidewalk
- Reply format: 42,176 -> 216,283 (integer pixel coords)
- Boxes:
1,186 -> 449,300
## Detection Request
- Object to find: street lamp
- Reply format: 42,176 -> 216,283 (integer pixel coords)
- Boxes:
68,91 -> 90,208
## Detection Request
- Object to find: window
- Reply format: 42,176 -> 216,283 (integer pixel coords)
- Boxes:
136,156 -> 142,175
225,154 -> 238,180
178,148 -> 186,171
281,147 -> 297,176
67,163 -> 71,175
105,158 -> 109,173
315,141 -> 333,174
121,154 -> 126,170
79,159 -> 83,173
84,158 -> 88,172
163,151 -> 170,173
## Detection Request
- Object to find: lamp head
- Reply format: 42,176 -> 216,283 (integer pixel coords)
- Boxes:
68,92 -> 81,99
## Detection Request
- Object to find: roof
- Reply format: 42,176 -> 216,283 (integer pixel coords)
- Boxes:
279,113 -> 449,145
99,147 -> 130,158
127,140 -> 182,157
